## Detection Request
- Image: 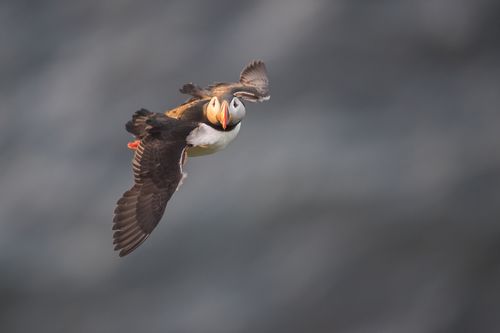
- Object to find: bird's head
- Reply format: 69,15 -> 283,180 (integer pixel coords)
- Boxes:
205,95 -> 246,130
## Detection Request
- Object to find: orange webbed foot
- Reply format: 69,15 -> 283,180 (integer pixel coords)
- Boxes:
127,140 -> 140,150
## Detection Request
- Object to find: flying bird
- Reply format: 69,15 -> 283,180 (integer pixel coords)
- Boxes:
113,61 -> 270,256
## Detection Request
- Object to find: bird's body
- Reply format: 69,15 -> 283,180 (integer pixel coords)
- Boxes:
164,98 -> 242,157
113,61 -> 270,256
185,122 -> 242,156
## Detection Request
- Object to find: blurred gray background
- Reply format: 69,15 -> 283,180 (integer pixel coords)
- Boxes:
1,1 -> 500,332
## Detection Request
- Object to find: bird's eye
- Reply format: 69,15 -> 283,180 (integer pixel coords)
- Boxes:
233,99 -> 238,108
212,99 -> 216,107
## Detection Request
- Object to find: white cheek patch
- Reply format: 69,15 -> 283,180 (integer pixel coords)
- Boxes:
228,97 -> 246,124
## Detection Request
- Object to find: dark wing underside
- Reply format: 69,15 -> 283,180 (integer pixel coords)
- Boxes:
113,114 -> 197,256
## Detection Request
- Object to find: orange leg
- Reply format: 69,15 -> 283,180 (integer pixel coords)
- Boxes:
127,140 -> 140,150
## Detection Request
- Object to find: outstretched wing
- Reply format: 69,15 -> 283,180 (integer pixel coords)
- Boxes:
179,60 -> 270,103
234,60 -> 270,102
239,60 -> 269,96
113,116 -> 196,256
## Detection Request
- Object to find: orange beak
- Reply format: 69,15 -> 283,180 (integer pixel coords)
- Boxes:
219,100 -> 230,130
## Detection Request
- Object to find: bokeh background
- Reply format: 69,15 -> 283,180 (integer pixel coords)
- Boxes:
2,1 -> 500,332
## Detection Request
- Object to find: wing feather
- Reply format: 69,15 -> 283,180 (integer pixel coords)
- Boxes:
113,116 -> 197,257
237,60 -> 270,101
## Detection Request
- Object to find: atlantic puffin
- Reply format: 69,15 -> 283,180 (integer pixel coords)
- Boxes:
113,61 -> 269,256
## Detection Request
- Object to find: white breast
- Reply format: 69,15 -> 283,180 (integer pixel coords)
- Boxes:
186,123 -> 241,157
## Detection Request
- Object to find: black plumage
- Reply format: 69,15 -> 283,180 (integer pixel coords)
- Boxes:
113,110 -> 197,256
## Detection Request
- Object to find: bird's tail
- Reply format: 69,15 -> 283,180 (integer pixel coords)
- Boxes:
125,108 -> 155,138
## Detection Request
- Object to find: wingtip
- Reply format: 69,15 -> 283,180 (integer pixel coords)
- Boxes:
241,59 -> 267,74
179,82 -> 195,94
239,60 -> 269,98
115,234 -> 150,257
